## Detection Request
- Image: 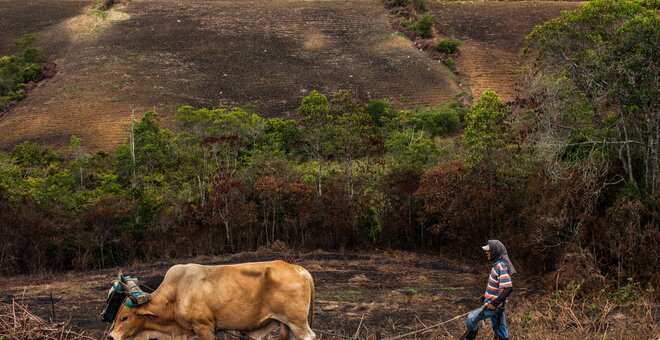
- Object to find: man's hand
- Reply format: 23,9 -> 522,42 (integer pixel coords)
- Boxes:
485,303 -> 496,310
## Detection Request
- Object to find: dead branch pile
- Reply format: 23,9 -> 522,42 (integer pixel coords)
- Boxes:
0,300 -> 95,340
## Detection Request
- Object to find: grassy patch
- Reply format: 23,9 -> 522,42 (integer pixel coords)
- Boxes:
321,290 -> 363,301
402,286 -> 418,295
441,286 -> 458,294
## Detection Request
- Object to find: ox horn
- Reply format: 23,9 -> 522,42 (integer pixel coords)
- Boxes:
122,277 -> 151,306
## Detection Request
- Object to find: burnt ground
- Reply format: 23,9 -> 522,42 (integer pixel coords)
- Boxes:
0,251 -> 536,339
0,0 -> 92,57
427,1 -> 582,101
0,0 -> 458,151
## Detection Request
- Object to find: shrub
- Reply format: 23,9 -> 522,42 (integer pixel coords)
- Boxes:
412,0 -> 426,11
98,0 -> 115,11
413,14 -> 436,38
387,0 -> 425,11
366,99 -> 396,127
436,39 -> 461,53
410,106 -> 461,136
387,0 -> 408,7
443,57 -> 455,70
0,36 -> 43,111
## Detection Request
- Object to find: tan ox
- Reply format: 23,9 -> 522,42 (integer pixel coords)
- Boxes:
108,260 -> 315,340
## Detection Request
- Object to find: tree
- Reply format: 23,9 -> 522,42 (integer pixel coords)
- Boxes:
463,89 -> 512,167
262,118 -> 300,154
69,135 -> 87,189
297,91 -> 333,196
525,0 -> 659,196
176,106 -> 263,174
462,90 -> 516,235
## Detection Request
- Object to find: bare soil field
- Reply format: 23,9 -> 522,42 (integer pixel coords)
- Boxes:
0,0 -> 93,57
427,1 -> 583,101
0,0 -> 459,151
0,251 -> 531,339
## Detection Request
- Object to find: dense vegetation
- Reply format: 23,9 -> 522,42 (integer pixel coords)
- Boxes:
0,0 -> 657,292
0,35 -> 43,111
0,92 -> 465,273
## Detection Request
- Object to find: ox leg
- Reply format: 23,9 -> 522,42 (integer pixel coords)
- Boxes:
285,322 -> 315,340
243,321 -> 279,340
279,322 -> 290,340
192,323 -> 215,340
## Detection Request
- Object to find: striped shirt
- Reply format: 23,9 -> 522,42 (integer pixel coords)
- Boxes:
483,260 -> 513,304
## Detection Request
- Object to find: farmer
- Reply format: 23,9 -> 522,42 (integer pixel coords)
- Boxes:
463,240 -> 516,340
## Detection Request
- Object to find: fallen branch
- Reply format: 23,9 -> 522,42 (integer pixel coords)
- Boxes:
0,300 -> 95,340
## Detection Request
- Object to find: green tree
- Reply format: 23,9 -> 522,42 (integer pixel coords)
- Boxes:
463,90 -> 512,166
525,0 -> 659,196
262,118 -> 300,154
176,106 -> 263,173
116,111 -> 175,182
385,130 -> 438,171
0,35 -> 42,111
297,90 -> 333,196
69,135 -> 87,189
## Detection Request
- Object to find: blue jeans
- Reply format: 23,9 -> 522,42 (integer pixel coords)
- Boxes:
465,306 -> 508,339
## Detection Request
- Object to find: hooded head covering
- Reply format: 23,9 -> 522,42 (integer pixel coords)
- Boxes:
485,240 -> 517,276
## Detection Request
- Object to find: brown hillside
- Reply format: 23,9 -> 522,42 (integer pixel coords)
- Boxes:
428,1 -> 583,101
0,0 -> 459,151
0,0 -> 92,57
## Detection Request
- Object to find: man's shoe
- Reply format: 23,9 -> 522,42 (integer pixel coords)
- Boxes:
465,330 -> 478,340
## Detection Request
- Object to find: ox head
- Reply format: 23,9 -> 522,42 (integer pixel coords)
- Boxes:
110,302 -> 194,340
102,272 -> 164,339
108,303 -> 161,340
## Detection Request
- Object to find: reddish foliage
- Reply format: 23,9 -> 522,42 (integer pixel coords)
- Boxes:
416,162 -> 511,257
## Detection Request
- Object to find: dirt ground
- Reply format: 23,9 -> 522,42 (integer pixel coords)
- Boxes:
0,0 -> 92,57
427,1 -> 582,101
0,0 -> 458,151
0,251 -> 535,339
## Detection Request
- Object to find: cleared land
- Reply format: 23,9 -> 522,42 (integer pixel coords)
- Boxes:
0,0 -> 458,151
0,0 -> 92,57
0,251 -> 529,339
428,1 -> 582,101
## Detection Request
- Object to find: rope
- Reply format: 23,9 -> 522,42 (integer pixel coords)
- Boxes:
218,309 -> 474,340
380,311 -> 471,340
314,328 -> 364,340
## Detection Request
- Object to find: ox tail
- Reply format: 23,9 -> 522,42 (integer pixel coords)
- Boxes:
308,272 -> 315,328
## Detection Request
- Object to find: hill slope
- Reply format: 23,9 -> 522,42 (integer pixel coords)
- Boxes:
428,1 -> 582,100
0,0 -> 459,151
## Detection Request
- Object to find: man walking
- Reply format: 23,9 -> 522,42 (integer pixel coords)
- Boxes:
462,240 -> 516,340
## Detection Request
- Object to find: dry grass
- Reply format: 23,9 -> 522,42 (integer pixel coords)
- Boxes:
507,281 -> 659,339
0,300 -> 95,340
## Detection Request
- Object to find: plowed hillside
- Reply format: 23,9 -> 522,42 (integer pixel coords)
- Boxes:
428,1 -> 582,101
0,0 -> 92,57
0,0 -> 459,151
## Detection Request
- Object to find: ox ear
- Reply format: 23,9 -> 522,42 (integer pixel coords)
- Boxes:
137,309 -> 159,320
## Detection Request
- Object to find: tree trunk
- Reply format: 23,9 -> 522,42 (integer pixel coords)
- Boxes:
317,154 -> 323,197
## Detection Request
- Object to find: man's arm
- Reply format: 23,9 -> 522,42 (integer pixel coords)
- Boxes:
485,287 -> 512,309
491,287 -> 512,307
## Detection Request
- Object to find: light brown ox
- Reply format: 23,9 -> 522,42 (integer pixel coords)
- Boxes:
108,261 -> 316,340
